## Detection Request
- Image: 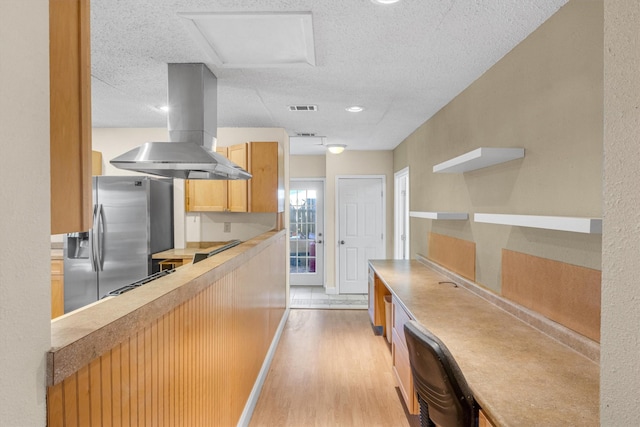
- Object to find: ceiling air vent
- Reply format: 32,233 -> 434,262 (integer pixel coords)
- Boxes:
288,105 -> 318,111
296,132 -> 316,137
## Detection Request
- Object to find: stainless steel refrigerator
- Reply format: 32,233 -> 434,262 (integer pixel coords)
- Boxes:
64,176 -> 174,312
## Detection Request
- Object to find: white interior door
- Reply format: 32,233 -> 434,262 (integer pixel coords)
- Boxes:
337,177 -> 385,294
289,180 -> 324,286
394,168 -> 410,259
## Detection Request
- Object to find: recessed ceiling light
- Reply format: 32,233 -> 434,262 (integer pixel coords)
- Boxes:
371,0 -> 401,5
346,106 -> 364,113
159,105 -> 169,112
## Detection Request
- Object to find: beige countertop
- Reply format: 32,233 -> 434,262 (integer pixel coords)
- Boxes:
369,259 -> 599,427
48,231 -> 282,386
53,243 -> 230,261
152,243 -> 229,260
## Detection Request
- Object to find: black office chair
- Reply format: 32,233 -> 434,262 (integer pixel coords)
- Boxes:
404,320 -> 478,427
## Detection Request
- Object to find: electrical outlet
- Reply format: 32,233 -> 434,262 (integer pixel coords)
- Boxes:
224,222 -> 231,233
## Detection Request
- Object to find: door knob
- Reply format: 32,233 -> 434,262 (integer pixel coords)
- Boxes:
317,240 -> 323,244
340,240 -> 345,245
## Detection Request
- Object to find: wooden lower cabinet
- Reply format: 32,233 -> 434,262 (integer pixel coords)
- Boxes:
368,268 -> 376,325
479,409 -> 496,427
47,233 -> 287,427
368,269 -> 390,336
51,260 -> 64,319
391,296 -> 419,414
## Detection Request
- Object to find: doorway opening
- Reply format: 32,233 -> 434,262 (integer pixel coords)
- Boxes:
394,167 -> 410,260
289,179 -> 325,287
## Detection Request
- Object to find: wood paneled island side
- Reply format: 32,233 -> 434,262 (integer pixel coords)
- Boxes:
47,230 -> 286,427
369,259 -> 599,427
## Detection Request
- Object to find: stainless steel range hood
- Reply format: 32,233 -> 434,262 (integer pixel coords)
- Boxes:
110,63 -> 251,180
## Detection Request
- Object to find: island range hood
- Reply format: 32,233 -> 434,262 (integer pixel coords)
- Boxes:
111,63 -> 251,180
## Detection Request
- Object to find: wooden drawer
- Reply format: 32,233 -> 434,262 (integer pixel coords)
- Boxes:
392,296 -> 412,350
392,328 -> 418,414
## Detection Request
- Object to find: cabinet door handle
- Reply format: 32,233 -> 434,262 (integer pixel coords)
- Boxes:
90,205 -> 99,271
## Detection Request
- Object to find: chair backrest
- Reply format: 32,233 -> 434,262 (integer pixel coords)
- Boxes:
404,320 -> 476,427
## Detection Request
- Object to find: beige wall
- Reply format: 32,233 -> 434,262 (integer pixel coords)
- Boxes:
290,155 -> 326,178
602,0 -> 640,422
5,0 -> 640,423
0,0 -> 50,425
92,127 -> 290,247
92,128 -> 170,177
394,1 -> 603,292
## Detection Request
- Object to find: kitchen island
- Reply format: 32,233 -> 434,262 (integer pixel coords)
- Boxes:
369,259 -> 599,427
47,230 -> 286,426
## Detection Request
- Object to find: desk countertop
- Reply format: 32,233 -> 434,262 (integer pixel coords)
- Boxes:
369,259 -> 598,427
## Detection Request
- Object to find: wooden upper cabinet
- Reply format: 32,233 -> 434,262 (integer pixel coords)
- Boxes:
50,0 -> 93,234
185,142 -> 284,213
185,147 -> 228,212
92,151 -> 103,176
247,142 -> 282,213
227,143 -> 248,212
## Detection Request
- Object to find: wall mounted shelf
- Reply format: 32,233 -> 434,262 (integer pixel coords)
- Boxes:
410,211 -> 469,220
474,213 -> 602,234
433,147 -> 525,173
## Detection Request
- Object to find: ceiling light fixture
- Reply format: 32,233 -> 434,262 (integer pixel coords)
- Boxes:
327,144 -> 346,154
159,105 -> 169,112
346,105 -> 364,113
371,0 -> 401,4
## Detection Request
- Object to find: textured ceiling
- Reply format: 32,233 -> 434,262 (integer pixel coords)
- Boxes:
91,0 -> 568,155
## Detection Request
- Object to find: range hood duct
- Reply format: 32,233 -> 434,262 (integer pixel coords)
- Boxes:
110,63 -> 251,180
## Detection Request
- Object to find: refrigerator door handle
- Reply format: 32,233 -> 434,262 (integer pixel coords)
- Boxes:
97,204 -> 105,271
90,204 -> 99,271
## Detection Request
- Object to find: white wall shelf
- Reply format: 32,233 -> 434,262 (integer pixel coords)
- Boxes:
433,147 -> 525,173
474,213 -> 602,234
410,211 -> 469,220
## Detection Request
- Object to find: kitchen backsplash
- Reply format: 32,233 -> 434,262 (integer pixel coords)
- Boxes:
186,212 -> 277,242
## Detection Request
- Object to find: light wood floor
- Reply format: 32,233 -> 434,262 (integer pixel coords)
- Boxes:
249,309 -> 416,427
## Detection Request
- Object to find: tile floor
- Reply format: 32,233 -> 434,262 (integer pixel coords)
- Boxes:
290,285 -> 368,309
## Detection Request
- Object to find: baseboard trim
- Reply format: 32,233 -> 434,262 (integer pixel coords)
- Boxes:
237,307 -> 291,427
